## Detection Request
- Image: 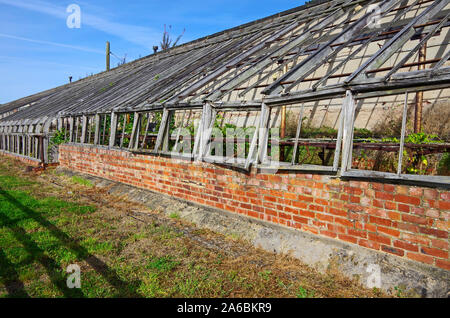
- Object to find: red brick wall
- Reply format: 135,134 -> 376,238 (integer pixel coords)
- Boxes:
0,151 -> 41,167
59,144 -> 450,271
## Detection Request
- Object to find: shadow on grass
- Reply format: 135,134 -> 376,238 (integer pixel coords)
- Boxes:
0,249 -> 30,298
0,187 -> 143,298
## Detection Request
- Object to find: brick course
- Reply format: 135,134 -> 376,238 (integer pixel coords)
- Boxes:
0,151 -> 41,167
59,144 -> 450,271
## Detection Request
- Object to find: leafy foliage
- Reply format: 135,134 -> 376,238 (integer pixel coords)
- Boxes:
50,129 -> 69,146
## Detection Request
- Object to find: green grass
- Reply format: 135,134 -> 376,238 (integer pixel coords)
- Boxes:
147,256 -> 180,272
70,176 -> 93,187
0,172 -> 98,297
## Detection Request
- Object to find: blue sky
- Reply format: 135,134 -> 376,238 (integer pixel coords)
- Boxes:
0,0 -> 306,104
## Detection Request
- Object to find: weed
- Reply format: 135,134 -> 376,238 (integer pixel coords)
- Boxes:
277,279 -> 293,290
228,270 -> 238,282
147,256 -> 180,272
296,286 -> 315,298
215,253 -> 224,265
258,270 -> 272,281
394,285 -> 405,298
70,176 -> 93,187
137,272 -> 163,298
169,212 -> 180,219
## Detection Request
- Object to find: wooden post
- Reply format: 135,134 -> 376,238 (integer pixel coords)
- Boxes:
291,104 -> 304,165
106,41 -> 111,71
192,107 -> 205,158
109,112 -> 118,147
414,40 -> 426,133
398,92 -> 409,175
162,111 -> 174,153
129,112 -> 140,150
280,105 -> 286,161
80,115 -> 88,144
245,113 -> 261,170
22,135 -> 26,155
39,136 -> 45,165
279,64 -> 288,161
101,115 -> 107,145
94,114 -> 100,145
202,105 -> 217,160
69,117 -> 74,143
154,109 -> 170,153
27,135 -> 31,157
341,91 -> 356,173
141,113 -> 152,149
332,104 -> 345,172
173,110 -> 187,153
134,114 -> 142,150
43,136 -> 49,164
258,103 -> 271,164
120,115 -> 126,148
34,137 -> 39,159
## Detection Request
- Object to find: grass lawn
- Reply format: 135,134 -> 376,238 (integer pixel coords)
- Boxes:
0,157 -> 387,298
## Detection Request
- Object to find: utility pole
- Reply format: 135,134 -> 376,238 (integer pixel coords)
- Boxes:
106,41 -> 111,71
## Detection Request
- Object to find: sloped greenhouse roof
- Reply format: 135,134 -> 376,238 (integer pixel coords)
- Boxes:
1,0 -> 449,126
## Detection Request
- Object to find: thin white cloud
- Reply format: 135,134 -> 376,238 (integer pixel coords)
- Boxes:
0,0 -> 160,48
0,33 -> 104,54
0,55 -> 99,70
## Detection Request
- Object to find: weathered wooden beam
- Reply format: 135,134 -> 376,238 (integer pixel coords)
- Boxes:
313,0 -> 424,90
165,21 -> 301,105
245,112 -> 261,169
22,134 -> 26,155
199,103 -> 214,159
431,50 -> 450,73
263,0 -> 401,95
80,115 -> 88,144
291,103 -> 304,165
153,109 -> 171,153
257,103 -> 271,164
340,90 -> 356,173
109,112 -> 118,147
192,106 -> 206,158
140,113 -> 152,149
129,112 -> 140,150
397,92 -> 409,175
173,110 -> 187,153
332,107 -> 345,172
69,117 -> 74,143
205,3 -> 348,102
346,0 -> 449,83
342,169 -> 450,184
93,114 -> 100,145
120,115 -> 126,148
162,111 -> 174,152
384,13 -> 449,82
